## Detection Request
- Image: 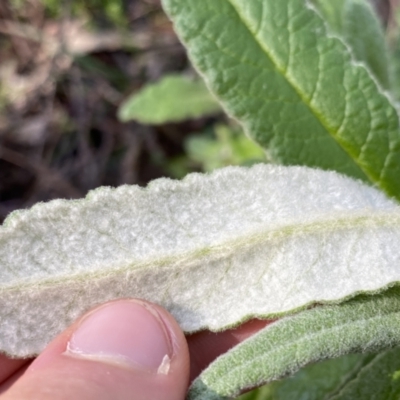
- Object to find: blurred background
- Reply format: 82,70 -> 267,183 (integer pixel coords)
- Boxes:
0,0 -> 397,224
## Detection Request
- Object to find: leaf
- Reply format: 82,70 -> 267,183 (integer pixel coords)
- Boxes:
310,0 -> 346,33
189,288 -> 400,399
313,0 -> 390,89
161,0 -> 400,200
185,123 -> 266,172
238,348 -> 400,400
1,164 -> 400,357
265,353 -> 372,400
118,74 -> 222,124
388,29 -> 400,101
238,384 -> 274,400
327,349 -> 400,400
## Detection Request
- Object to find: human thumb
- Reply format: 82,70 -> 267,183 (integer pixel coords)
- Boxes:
2,299 -> 190,400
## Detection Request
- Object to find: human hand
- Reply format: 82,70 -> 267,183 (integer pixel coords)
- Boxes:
0,299 -> 270,399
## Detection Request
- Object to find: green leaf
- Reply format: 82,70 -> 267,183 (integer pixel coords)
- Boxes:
241,348 -> 400,400
185,124 -> 266,172
327,349 -> 400,400
342,0 -> 390,89
2,165 -> 400,357
118,74 -> 222,124
161,0 -> 400,200
189,288 -> 400,399
314,0 -> 390,89
238,384 -> 274,400
388,33 -> 400,101
310,0 -> 346,33
238,353 -> 371,400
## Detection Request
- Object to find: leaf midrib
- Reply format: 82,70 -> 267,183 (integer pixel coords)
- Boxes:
3,211 -> 400,292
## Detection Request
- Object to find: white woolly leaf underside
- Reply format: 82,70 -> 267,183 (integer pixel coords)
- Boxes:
1,164 -> 400,357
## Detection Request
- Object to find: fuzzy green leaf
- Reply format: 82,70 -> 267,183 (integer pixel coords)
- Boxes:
161,0 -> 400,200
189,288 -> 400,399
118,74 -> 221,124
1,165 -> 400,357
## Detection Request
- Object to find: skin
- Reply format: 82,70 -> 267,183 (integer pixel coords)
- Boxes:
0,299 -> 272,400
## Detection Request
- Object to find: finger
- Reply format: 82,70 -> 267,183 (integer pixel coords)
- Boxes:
1,299 -> 190,400
187,319 -> 274,381
0,355 -> 30,385
0,363 -> 30,396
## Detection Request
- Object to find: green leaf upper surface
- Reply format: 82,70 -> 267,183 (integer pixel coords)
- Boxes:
189,288 -> 400,399
118,74 -> 222,124
240,348 -> 400,400
327,349 -> 400,400
313,0 -> 390,90
310,0 -> 346,33
2,164 -> 400,357
239,353 -> 372,400
161,0 -> 400,200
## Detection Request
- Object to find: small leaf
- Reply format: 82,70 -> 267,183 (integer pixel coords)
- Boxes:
161,0 -> 400,199
1,165 -> 400,357
118,74 -> 222,124
185,124 -> 266,172
189,288 -> 400,399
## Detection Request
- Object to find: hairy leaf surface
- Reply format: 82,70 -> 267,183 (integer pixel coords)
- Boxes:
1,165 -> 400,357
118,74 -> 221,124
189,288 -> 400,399
161,0 -> 400,199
